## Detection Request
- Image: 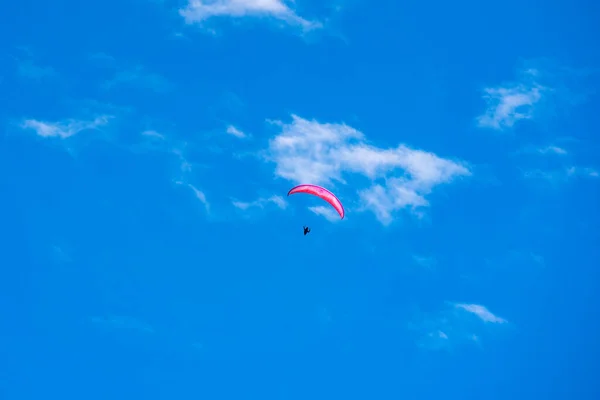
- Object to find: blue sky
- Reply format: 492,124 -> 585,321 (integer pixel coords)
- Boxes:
1,0 -> 599,398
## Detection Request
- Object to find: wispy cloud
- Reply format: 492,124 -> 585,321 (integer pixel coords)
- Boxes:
141,129 -> 166,140
11,47 -> 56,81
176,182 -> 210,212
88,52 -> 117,66
454,303 -> 507,324
524,165 -> 599,183
103,65 -> 171,92
308,205 -> 340,222
264,115 -> 470,224
90,54 -> 170,92
232,195 -> 287,210
536,145 -> 567,155
412,255 -> 436,269
416,330 -> 450,351
16,59 -> 56,80
179,0 -> 321,31
567,166 -> 599,178
189,184 -> 209,210
477,68 -> 546,130
226,125 -> 247,138
51,245 -> 72,264
485,250 -> 545,272
516,139 -> 598,183
410,302 -> 507,351
20,116 -> 111,139
134,129 -> 198,176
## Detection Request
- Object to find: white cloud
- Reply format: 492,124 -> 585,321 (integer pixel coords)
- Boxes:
308,205 -> 340,222
179,0 -> 321,30
141,129 -> 166,140
566,166 -> 599,178
20,116 -> 111,139
176,181 -> 210,212
188,184 -> 210,211
415,329 -> 449,351
265,115 -> 470,224
232,195 -> 287,210
454,303 -> 507,324
410,302 -> 507,351
477,69 -> 546,130
226,125 -> 246,138
537,145 -> 567,155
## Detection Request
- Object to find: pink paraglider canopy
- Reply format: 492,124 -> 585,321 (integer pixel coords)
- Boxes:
287,184 -> 345,219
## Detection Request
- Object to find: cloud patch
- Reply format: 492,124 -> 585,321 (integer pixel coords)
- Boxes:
410,302 -> 508,351
524,166 -> 599,182
232,195 -> 287,210
567,166 -> 599,178
536,145 -> 567,155
11,47 -> 57,81
141,129 -> 166,140
477,68 -> 546,130
226,125 -> 247,138
454,303 -> 507,324
89,54 -> 171,93
264,115 -> 470,224
20,116 -> 111,139
179,0 -> 321,31
516,139 -> 598,183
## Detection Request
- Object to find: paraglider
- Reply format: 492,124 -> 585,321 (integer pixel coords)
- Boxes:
288,184 -> 344,234
287,184 -> 345,219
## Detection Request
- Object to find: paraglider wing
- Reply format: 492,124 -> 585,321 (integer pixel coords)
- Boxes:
287,184 -> 345,219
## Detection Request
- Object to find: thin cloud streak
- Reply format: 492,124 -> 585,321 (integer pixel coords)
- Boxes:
20,116 -> 111,139
232,195 -> 287,210
455,303 -> 507,324
188,184 -> 210,212
537,145 -> 567,155
175,181 -> 210,212
141,130 -> 166,140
